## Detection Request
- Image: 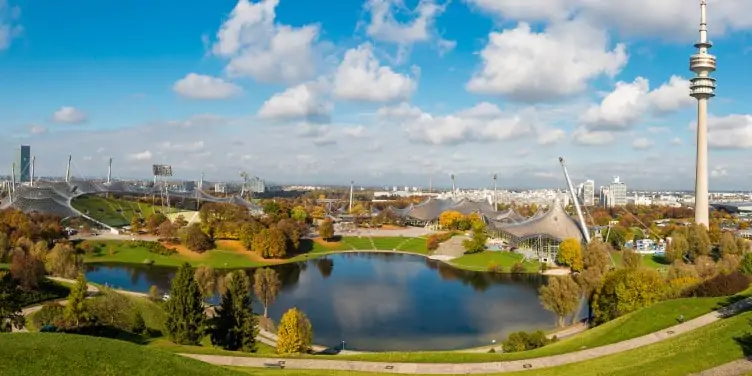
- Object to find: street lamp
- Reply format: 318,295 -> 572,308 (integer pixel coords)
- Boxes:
342,340 -> 346,351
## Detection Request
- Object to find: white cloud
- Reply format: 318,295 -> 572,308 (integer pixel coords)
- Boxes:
711,166 -> 728,178
257,81 -> 331,120
333,43 -> 416,102
381,102 -> 536,145
211,0 -> 323,84
648,127 -> 670,134
127,151 -> 152,161
163,114 -> 231,129
536,126 -> 566,145
581,76 -> 694,130
0,1 -> 22,50
52,107 -> 88,124
376,102 -> 422,119
296,123 -> 330,138
702,114 -> 752,149
465,0 -> 570,22
632,137 -> 654,150
172,73 -> 243,100
28,124 -> 47,135
466,20 -> 627,102
670,137 -> 683,145
572,127 -> 615,146
159,141 -> 205,152
363,0 -> 454,59
533,171 -> 557,179
342,125 -> 366,138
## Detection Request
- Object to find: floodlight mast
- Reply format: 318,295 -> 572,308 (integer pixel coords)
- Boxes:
30,156 -> 35,187
349,181 -> 354,213
10,163 -> 16,203
107,158 -> 113,184
65,155 -> 72,183
559,157 -> 591,243
492,173 -> 498,210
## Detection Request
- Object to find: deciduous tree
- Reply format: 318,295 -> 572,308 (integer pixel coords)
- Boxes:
10,248 -> 44,291
0,272 -> 24,332
291,206 -> 308,222
276,307 -> 313,354
556,238 -> 583,271
720,232 -> 740,256
46,243 -> 83,278
211,271 -> 258,352
687,223 -> 711,260
158,220 -> 177,238
254,268 -> 281,318
165,263 -> 205,345
182,224 -> 213,253
539,276 -> 581,327
239,220 -> 264,251
665,234 -> 689,263
621,249 -> 642,269
318,219 -> 334,241
461,229 -> 487,254
438,211 -> 464,230
130,217 -> 142,233
64,273 -> 90,328
194,265 -> 216,299
592,268 -> 665,324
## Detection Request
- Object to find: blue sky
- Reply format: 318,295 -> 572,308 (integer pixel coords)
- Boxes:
1,0 -> 751,190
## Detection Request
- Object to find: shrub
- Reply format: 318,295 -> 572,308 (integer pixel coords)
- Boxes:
592,268 -> 665,324
502,330 -> 556,353
426,232 -> 455,251
682,272 -> 751,297
487,261 -> 503,273
130,240 -> 178,256
740,253 -> 752,276
32,302 -> 66,328
511,262 -> 527,274
148,285 -> 161,301
427,237 -> 439,251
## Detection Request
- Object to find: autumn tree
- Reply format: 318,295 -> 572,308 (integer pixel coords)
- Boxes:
130,217 -> 142,233
439,211 -> 464,230
182,223 -> 213,253
738,238 -> 751,254
665,233 -> 689,263
10,248 -> 45,291
718,254 -> 742,275
174,215 -> 188,228
556,238 -> 583,271
621,249 -> 642,269
46,242 -> 83,278
211,271 -> 258,352
254,268 -> 281,318
539,276 -> 581,327
239,220 -> 264,251
592,268 -> 665,324
720,232 -> 740,257
165,263 -> 205,345
158,220 -> 177,238
252,228 -> 287,258
694,255 -> 717,279
145,213 -> 168,234
686,224 -> 711,260
0,272 -> 25,332
194,266 -> 216,299
741,253 -> 752,275
64,273 -> 90,327
276,307 -> 313,354
32,241 -> 48,264
318,219 -> 335,241
291,206 -> 308,222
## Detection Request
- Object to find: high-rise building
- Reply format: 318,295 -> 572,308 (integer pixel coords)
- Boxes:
582,179 -> 595,206
690,0 -> 715,228
607,176 -> 627,207
18,145 -> 31,183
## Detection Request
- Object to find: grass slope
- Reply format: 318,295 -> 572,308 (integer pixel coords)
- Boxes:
610,251 -> 670,271
450,251 -> 540,273
71,196 -> 181,227
0,333 -> 245,376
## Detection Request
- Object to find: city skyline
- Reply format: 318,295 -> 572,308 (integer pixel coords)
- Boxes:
1,0 -> 752,190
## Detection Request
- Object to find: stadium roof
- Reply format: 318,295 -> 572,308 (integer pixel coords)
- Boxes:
490,201 -> 584,242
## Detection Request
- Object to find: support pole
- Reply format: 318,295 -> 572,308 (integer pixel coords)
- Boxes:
30,156 -> 35,187
65,154 -> 72,183
559,157 -> 591,243
349,181 -> 354,214
107,158 -> 113,184
10,163 -> 16,203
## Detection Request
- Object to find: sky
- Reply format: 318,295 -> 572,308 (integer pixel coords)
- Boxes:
1,0 -> 751,190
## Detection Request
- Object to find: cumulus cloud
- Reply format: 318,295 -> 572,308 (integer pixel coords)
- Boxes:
670,137 -> 683,145
28,124 -> 47,135
581,76 -> 694,131
363,0 -> 454,59
379,102 -> 542,145
711,165 -> 728,178
162,114 -> 232,129
173,73 -> 243,100
127,151 -> 153,161
698,114 -> 752,149
465,0 -> 571,22
632,137 -> 654,150
466,20 -> 627,102
211,0 -> 324,84
342,125 -> 366,138
52,107 -> 88,124
257,81 -> 331,121
572,127 -> 615,146
0,1 -> 22,50
333,43 -> 416,102
159,141 -> 205,152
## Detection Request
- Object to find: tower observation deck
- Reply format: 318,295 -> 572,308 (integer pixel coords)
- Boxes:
689,0 -> 716,99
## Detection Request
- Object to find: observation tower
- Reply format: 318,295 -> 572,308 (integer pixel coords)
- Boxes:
689,0 -> 716,228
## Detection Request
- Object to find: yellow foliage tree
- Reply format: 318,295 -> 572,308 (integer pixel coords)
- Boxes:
439,211 -> 464,230
557,238 -> 583,272
276,307 -> 313,354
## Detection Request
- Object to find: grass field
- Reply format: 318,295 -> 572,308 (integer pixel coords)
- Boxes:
610,251 -> 670,271
449,251 -> 540,273
0,263 -> 8,269
71,195 -> 184,227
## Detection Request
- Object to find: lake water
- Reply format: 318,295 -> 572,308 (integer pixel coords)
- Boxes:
85,253 -> 559,351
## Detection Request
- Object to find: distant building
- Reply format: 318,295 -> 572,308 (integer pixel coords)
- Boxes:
607,176 -> 627,207
214,182 -> 227,194
183,181 -> 196,192
248,176 -> 265,193
581,179 -> 595,206
18,145 -> 30,183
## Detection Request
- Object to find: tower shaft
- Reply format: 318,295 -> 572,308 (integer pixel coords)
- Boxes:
695,99 -> 709,227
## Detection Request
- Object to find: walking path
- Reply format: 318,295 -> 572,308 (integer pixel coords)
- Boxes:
180,297 -> 752,374
689,358 -> 752,376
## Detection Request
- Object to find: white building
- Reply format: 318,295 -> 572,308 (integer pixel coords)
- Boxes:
581,179 -> 595,206
600,176 -> 627,207
214,182 -> 227,194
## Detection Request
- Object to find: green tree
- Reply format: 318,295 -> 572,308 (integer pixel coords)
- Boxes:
182,223 -> 213,253
263,201 -> 282,216
686,223 -> 711,260
318,219 -> 335,241
130,217 -> 142,233
0,272 -> 24,332
148,285 -> 160,301
556,238 -> 583,271
720,232 -> 740,257
211,271 -> 258,352
621,249 -> 642,269
165,263 -> 205,345
64,273 -> 90,327
276,307 -> 313,354
461,229 -> 487,254
254,268 -> 281,318
583,240 -> 611,273
741,253 -> 752,276
539,276 -> 581,327
291,206 -> 308,222
665,233 -> 689,263
194,265 -> 216,299
46,243 -> 83,278
592,268 -> 665,324
239,221 -> 264,251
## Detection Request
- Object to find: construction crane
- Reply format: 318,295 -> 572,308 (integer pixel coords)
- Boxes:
559,157 -> 591,243
239,171 -> 250,200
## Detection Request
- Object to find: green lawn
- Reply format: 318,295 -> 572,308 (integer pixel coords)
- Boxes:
450,251 -> 540,273
0,263 -> 8,269
610,251 -> 670,270
147,337 -> 277,356
71,195 -> 181,227
341,237 -> 374,250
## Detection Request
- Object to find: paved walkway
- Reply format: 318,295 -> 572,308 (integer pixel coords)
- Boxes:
689,358 -> 752,376
180,297 -> 752,374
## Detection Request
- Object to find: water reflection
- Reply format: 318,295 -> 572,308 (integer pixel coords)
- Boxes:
86,253 -> 555,351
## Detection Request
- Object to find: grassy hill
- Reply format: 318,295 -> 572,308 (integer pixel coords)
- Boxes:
71,195 -> 184,227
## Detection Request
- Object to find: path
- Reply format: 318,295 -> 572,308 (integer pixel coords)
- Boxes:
430,236 -> 467,261
689,358 -> 752,376
12,278 -> 100,333
181,297 -> 752,374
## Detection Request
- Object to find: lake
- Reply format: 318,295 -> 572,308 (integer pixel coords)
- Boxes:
85,252 -> 560,351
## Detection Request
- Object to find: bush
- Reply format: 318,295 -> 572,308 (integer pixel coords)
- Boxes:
32,302 -> 66,328
502,330 -> 556,353
16,279 -> 70,307
511,262 -> 527,274
682,272 -> 751,297
129,240 -> 178,256
427,237 -> 439,251
487,261 -> 503,273
426,232 -> 455,251
740,253 -> 752,276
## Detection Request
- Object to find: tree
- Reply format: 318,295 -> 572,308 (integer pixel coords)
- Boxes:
263,201 -> 282,216
64,273 -> 90,327
148,285 -> 160,301
239,221 -> 264,251
254,268 -> 281,318
211,271 -> 258,352
291,206 -> 308,222
718,254 -> 742,275
46,243 -> 83,278
621,249 -> 642,269
318,219 -> 334,241
556,238 -> 583,271
146,213 -> 168,234
10,248 -> 45,291
582,241 -> 611,274
276,307 -> 313,354
194,266 -> 216,299
158,220 -> 177,238
687,223 -> 711,260
665,234 -> 689,263
252,228 -> 287,259
694,255 -> 717,279
164,263 -> 205,345
182,224 -> 212,253
539,276 -> 581,327
174,215 -> 188,228
0,272 -> 25,332
439,211 -> 464,230
592,268 -> 665,324
130,217 -> 142,233
742,253 -> 752,276
738,238 -> 751,254
32,241 -> 48,264
720,232 -> 740,257
462,229 -> 487,254
708,222 -> 722,245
